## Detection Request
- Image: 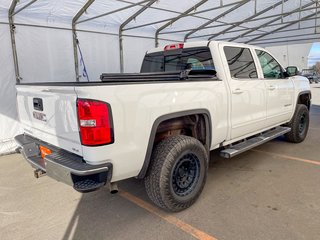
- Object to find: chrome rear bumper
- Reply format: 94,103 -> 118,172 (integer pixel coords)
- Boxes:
15,134 -> 112,193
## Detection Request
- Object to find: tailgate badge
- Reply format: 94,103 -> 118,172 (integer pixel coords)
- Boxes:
33,111 -> 47,122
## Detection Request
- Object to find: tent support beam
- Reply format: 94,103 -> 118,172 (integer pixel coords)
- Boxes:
117,0 -> 240,17
11,0 -> 38,17
119,0 -> 157,73
77,0 -> 150,24
125,1 -> 243,32
8,0 -> 40,83
247,32 -> 320,43
248,36 -> 320,45
160,5 -> 317,36
315,0 -> 319,33
215,22 -> 320,41
184,0 -> 251,41
193,13 -> 320,39
298,0 -> 302,28
245,11 -> 318,43
0,21 -> 179,42
208,0 -> 289,40
72,0 -> 95,82
9,0 -> 20,83
155,0 -> 208,47
229,1 -> 315,42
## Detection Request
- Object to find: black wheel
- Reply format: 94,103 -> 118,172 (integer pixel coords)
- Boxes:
144,135 -> 208,212
285,104 -> 309,143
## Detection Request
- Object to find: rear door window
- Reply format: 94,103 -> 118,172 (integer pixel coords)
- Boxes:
224,46 -> 258,79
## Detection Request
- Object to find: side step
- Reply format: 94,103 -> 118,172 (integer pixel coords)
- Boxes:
220,127 -> 291,158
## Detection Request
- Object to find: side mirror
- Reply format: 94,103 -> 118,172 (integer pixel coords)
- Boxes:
286,66 -> 299,77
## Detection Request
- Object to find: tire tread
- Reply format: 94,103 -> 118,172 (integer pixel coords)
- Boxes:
144,135 -> 207,212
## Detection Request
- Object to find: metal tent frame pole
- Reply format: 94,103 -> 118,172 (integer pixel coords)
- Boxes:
229,1 -> 315,42
9,0 -> 39,83
155,0 -> 208,47
247,33 -> 320,44
207,0 -> 290,40
184,0 -> 251,42
160,5 -> 317,36
249,36 -> 320,45
217,22 -> 315,41
116,0 -> 242,17
72,0 -> 95,82
8,0 -> 19,83
246,11 -> 318,44
76,0 -> 150,25
11,0 -> 38,17
119,0 -> 157,73
6,0 -> 320,83
124,1 -> 242,33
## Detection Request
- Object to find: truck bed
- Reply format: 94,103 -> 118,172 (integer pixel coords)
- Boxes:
16,70 -> 217,86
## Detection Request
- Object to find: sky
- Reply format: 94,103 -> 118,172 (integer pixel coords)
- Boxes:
308,42 -> 320,67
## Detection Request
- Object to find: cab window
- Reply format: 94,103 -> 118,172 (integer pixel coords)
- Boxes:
255,50 -> 284,79
224,46 -> 258,79
141,47 -> 215,73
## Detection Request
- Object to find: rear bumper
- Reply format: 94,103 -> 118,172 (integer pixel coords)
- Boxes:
14,134 -> 112,193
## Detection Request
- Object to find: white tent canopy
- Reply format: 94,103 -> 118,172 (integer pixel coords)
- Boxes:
0,0 -> 319,154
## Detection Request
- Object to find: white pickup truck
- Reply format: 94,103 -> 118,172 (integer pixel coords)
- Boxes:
15,41 -> 311,212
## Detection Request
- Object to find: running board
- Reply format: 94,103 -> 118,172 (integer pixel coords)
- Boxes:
220,127 -> 291,158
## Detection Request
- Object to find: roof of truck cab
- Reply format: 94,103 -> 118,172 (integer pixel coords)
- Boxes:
146,41 -> 209,54
146,41 -> 263,54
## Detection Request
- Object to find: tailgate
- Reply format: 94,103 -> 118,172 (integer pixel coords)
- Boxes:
16,85 -> 82,156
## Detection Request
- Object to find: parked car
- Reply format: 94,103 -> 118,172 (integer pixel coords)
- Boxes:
301,69 -> 319,83
15,41 -> 311,212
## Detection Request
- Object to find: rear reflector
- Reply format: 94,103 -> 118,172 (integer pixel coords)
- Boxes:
77,99 -> 114,146
164,43 -> 184,51
39,145 -> 52,159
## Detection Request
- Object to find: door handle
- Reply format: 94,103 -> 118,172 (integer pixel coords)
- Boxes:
268,85 -> 276,91
232,88 -> 244,94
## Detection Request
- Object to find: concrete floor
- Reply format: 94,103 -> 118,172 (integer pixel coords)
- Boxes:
1,86 -> 320,240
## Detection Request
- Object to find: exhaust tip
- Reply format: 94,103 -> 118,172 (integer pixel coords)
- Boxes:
109,182 -> 118,194
110,189 -> 118,194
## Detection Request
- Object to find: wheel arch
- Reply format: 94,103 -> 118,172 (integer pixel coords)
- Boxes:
297,90 -> 312,110
137,109 -> 212,179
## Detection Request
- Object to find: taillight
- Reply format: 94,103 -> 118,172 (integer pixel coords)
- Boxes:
77,99 -> 114,146
164,43 -> 184,51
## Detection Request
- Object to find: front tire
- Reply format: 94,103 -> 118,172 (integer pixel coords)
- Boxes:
144,135 -> 208,212
285,104 -> 309,143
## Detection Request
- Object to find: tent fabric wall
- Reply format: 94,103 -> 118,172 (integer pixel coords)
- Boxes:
77,32 -> 120,79
16,26 -> 75,82
0,2 -> 174,154
0,24 -> 22,154
0,24 -> 165,154
266,43 -> 313,70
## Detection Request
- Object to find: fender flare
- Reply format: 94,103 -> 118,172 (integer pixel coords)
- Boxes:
296,90 -> 312,110
137,109 -> 212,179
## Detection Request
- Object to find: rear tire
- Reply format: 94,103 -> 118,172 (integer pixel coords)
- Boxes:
285,104 -> 309,143
144,135 -> 208,212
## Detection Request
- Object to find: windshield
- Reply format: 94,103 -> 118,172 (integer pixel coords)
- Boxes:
140,47 -> 215,73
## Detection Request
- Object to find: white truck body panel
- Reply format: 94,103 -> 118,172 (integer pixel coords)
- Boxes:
16,85 -> 82,155
15,41 -> 311,182
75,80 -> 229,181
